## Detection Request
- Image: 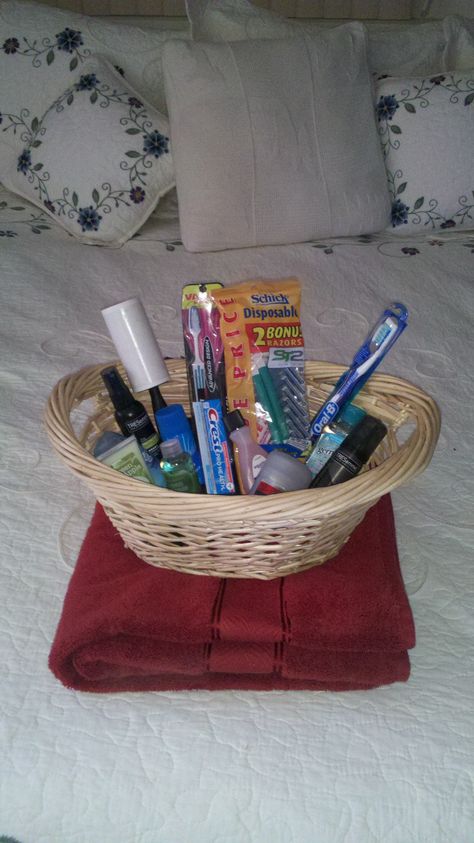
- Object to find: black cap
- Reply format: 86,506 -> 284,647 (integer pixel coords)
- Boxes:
341,414 -> 387,464
101,366 -> 134,411
224,410 -> 246,434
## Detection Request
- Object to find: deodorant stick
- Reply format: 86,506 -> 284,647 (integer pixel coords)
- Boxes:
249,450 -> 312,495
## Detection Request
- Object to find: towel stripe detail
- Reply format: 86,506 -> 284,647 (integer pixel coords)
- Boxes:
273,577 -> 292,675
204,580 -> 227,671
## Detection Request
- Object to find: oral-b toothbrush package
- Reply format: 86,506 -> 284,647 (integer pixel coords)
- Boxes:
181,282 -> 226,406
211,278 -> 311,451
309,302 -> 408,443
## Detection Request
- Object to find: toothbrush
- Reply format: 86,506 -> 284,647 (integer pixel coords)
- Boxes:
188,306 -> 206,400
309,302 -> 408,442
202,304 -> 225,398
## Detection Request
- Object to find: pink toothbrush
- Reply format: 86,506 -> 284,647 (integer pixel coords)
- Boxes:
188,306 -> 206,400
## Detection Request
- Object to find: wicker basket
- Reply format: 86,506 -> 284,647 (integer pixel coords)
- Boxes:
44,359 -> 440,579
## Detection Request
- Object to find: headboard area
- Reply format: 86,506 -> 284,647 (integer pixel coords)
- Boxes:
23,0 -> 474,21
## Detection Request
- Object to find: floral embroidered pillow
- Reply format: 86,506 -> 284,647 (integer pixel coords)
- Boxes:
0,58 -> 174,245
0,0 -> 188,120
376,71 -> 474,233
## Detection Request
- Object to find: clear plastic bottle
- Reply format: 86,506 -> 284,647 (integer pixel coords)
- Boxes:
156,403 -> 204,485
224,410 -> 267,494
160,437 -> 201,494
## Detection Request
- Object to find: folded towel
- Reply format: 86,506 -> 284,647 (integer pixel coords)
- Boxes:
49,495 -> 415,693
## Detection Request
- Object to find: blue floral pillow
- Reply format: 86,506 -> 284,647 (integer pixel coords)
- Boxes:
376,70 -> 474,233
0,58 -> 175,245
0,0 -> 188,121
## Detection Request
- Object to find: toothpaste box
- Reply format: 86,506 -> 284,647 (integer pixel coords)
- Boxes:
192,399 -> 235,495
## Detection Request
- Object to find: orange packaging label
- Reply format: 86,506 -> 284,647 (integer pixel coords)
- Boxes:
246,322 -> 304,351
212,278 -> 303,441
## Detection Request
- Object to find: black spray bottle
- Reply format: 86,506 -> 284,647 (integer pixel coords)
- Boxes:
101,366 -> 162,462
311,415 -> 387,488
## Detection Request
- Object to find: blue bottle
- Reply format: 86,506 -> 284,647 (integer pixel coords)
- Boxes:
156,404 -> 204,485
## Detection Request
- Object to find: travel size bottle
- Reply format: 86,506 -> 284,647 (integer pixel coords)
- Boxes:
156,404 -> 204,485
101,366 -> 162,464
97,435 -> 153,484
160,438 -> 201,494
311,415 -> 387,488
224,410 -> 267,494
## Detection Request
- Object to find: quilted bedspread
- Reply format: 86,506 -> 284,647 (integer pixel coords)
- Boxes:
0,187 -> 473,842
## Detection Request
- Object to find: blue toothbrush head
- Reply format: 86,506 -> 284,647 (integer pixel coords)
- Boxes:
372,321 -> 392,345
189,305 -> 201,335
351,302 -> 408,366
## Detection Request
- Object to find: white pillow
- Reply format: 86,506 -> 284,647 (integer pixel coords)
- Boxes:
185,0 -> 461,77
163,24 -> 391,252
447,16 -> 474,70
367,18 -> 462,76
0,0 -> 187,180
0,58 -> 175,246
376,71 -> 474,233
186,0 -> 302,41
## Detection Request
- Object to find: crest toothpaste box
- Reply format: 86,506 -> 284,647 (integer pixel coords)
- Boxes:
192,399 -> 235,495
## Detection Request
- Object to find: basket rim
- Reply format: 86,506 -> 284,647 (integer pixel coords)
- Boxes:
43,358 -> 441,517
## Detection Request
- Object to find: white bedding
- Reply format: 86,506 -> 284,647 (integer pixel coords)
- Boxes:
1,185 -> 473,842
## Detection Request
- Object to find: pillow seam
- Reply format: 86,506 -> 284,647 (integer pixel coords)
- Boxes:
226,41 -> 258,248
301,35 -> 333,235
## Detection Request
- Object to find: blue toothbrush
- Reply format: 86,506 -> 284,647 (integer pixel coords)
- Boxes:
309,302 -> 408,442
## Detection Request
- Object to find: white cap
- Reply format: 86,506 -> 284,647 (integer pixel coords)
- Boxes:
101,297 -> 169,393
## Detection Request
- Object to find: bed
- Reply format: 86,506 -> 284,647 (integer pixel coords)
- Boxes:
1,1 -> 474,841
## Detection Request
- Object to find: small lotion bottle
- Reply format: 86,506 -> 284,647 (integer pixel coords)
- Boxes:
224,410 -> 267,494
160,438 -> 201,494
98,435 -> 153,484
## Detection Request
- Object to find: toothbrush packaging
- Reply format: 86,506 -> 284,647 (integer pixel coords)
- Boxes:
192,399 -> 236,495
181,282 -> 227,407
309,302 -> 408,442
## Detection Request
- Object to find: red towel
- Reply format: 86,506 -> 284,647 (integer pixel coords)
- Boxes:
49,495 -> 415,693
